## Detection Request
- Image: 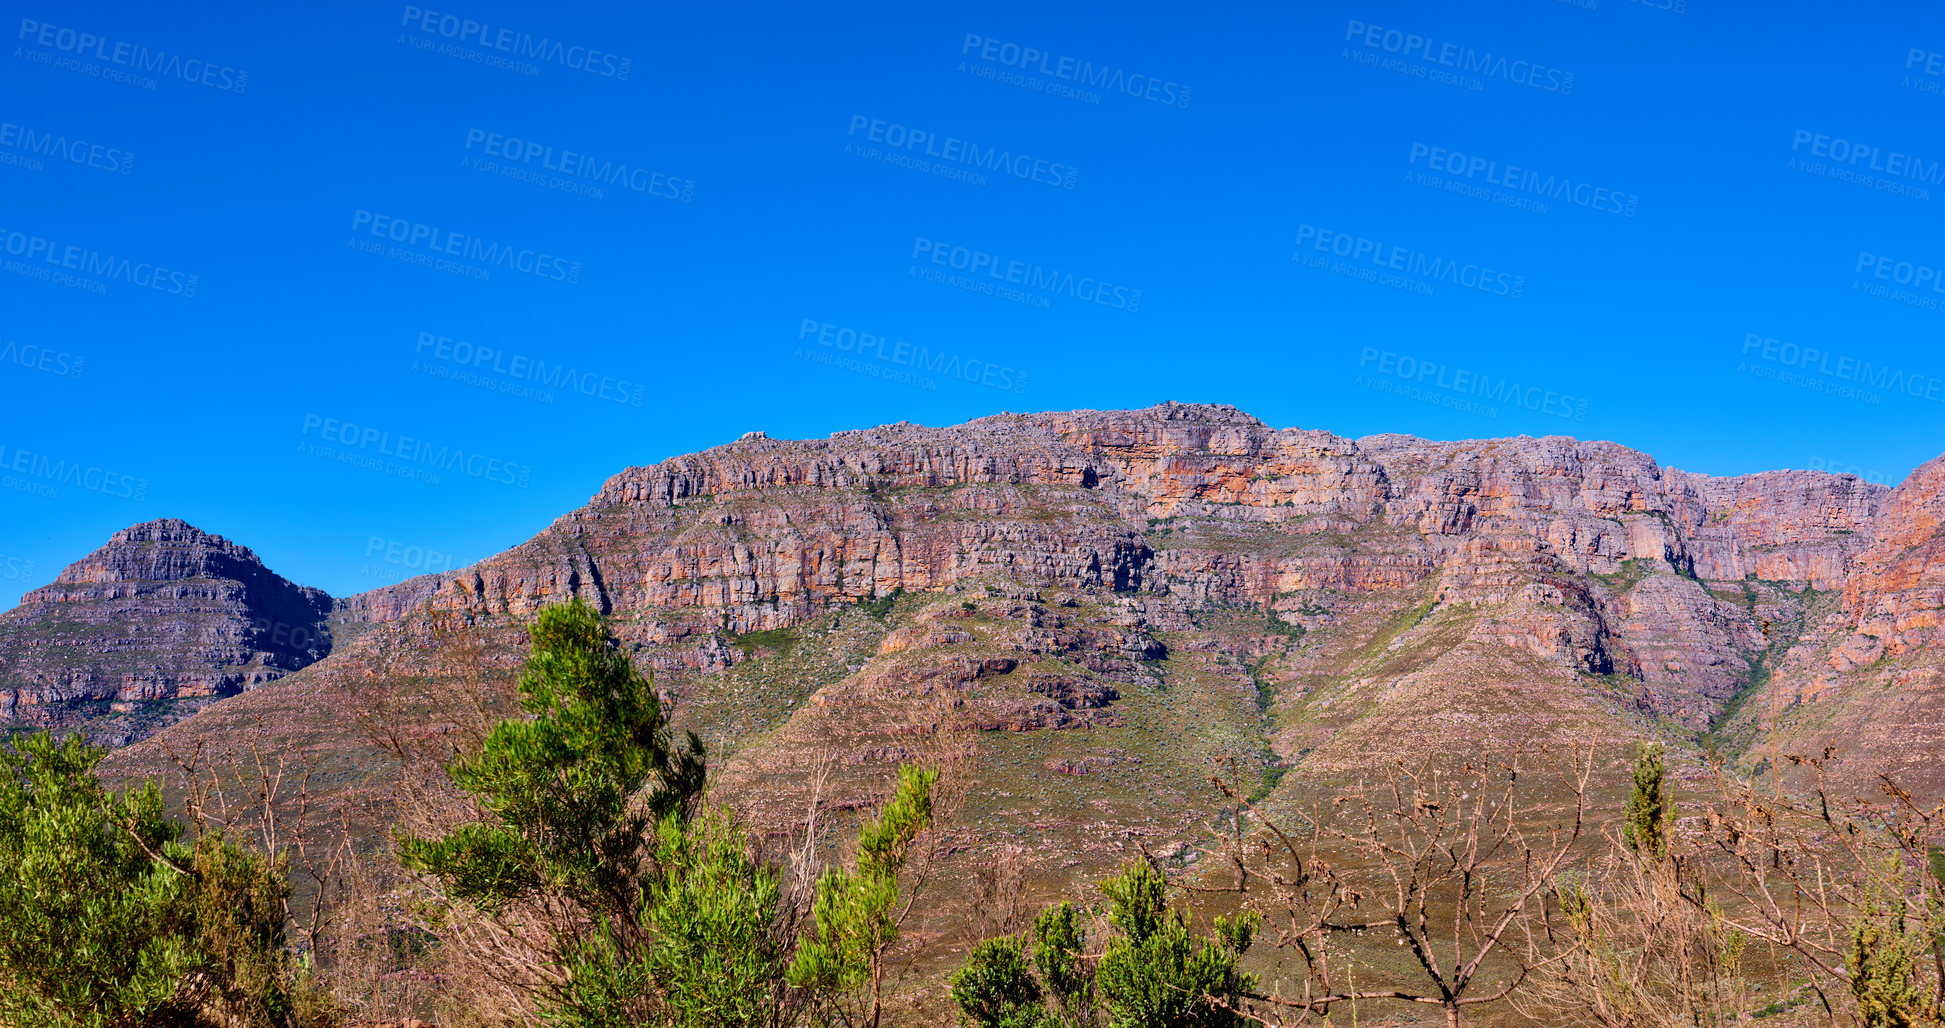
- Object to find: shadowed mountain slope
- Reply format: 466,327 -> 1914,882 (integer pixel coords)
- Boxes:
0,518 -> 333,745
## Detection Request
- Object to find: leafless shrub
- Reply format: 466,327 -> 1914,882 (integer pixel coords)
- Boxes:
1203,746 -> 1593,1028
160,720 -> 356,963
1192,744 -> 1945,1028
969,845 -> 1033,941
1513,828 -> 1752,1028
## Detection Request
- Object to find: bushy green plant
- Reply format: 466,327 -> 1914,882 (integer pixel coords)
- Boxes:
182,831 -> 313,1026
954,866 -> 1256,1028
399,597 -> 705,918
1095,863 -> 1258,1028
1847,889 -> 1938,1028
0,732 -> 315,1028
790,763 -> 939,1028
399,597 -> 706,1026
950,936 -> 1046,1028
642,806 -> 787,1028
0,731 -> 198,1027
403,597 -> 941,1028
1032,902 -> 1095,1027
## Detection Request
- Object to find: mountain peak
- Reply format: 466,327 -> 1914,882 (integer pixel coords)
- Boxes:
108,517 -> 230,546
0,519 -> 334,745
46,518 -> 277,591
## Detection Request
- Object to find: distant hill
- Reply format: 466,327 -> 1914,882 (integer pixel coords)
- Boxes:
0,518 -> 332,745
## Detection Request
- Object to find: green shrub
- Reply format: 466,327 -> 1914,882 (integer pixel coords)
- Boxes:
642,807 -> 786,1028
954,865 -> 1257,1028
0,732 -> 316,1028
402,597 -> 938,1028
1847,891 -> 1936,1028
182,832 -> 312,1026
0,732 -> 198,1027
399,597 -> 706,1026
1096,863 -> 1258,1028
1623,741 -> 1672,859
1032,902 -> 1095,1026
790,763 -> 938,1028
950,936 -> 1046,1028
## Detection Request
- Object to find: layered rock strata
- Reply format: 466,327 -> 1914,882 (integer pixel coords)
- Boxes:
0,519 -> 333,721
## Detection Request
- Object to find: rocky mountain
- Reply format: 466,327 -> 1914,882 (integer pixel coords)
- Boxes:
326,403 -> 1895,745
25,404 -> 1933,931
0,518 -> 333,745
1732,451 -> 1945,789
0,401 -> 1912,1025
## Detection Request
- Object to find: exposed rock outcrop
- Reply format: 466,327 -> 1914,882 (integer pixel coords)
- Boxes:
320,406 -> 1894,735
1834,454 -> 1945,666
0,519 -> 333,729
12,405 -> 1930,795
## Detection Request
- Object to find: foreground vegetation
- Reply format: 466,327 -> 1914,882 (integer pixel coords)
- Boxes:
1,599 -> 1942,1027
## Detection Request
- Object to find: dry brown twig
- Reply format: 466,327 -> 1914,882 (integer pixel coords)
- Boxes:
1204,744 -> 1594,1028
1663,750 -> 1945,1023
159,717 -> 358,957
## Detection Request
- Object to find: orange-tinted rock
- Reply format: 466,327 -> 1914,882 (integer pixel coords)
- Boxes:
1836,454 -> 1945,663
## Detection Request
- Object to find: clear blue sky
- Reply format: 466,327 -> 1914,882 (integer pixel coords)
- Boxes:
4,0 -> 1945,607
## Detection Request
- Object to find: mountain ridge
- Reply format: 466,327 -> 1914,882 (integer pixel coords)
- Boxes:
3,403 -> 1936,811
32,402 -> 1930,982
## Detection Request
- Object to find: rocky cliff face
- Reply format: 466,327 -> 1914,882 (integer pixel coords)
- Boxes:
53,405 -> 1940,799
86,404 -> 1943,970
1834,454 -> 1945,666
324,406 -> 1889,734
0,519 -> 333,741
1700,454 -> 1945,791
